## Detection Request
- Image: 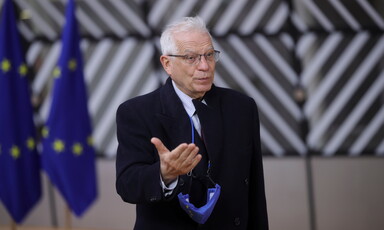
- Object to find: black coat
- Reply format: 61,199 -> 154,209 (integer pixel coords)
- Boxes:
116,78 -> 268,230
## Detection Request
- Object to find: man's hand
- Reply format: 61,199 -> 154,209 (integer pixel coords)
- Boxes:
151,137 -> 202,185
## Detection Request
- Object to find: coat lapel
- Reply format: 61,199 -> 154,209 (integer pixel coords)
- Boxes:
156,78 -> 192,149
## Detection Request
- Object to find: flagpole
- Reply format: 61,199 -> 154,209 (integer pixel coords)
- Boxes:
10,220 -> 16,230
65,206 -> 72,229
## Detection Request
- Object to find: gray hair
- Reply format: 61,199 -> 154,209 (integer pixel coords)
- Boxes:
160,16 -> 212,55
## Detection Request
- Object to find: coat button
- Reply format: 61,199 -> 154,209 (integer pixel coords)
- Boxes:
244,178 -> 249,186
179,178 -> 185,186
234,217 -> 241,226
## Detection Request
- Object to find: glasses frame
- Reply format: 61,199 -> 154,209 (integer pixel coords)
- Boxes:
167,50 -> 220,65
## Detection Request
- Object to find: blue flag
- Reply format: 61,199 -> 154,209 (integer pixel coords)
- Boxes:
0,0 -> 42,223
41,0 -> 97,217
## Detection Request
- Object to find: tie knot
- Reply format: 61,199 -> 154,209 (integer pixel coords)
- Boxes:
192,98 -> 201,104
192,99 -> 206,112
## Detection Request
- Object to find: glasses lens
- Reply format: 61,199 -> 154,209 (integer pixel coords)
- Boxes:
204,52 -> 214,62
185,54 -> 198,64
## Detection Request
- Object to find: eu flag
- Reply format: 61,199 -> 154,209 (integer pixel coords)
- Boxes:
41,0 -> 97,216
0,0 -> 42,223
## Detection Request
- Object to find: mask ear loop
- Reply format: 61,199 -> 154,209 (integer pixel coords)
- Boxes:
190,115 -> 195,145
206,161 -> 216,187
187,115 -> 195,177
185,116 -> 195,194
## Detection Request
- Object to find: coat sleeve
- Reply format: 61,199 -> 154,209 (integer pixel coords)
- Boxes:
248,101 -> 269,230
115,101 -> 164,204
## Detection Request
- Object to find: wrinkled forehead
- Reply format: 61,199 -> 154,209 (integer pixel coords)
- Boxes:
173,31 -> 214,53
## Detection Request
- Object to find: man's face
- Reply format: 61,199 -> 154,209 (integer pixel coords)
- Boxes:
160,31 -> 216,99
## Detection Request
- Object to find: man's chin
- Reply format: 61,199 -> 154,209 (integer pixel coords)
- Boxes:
196,86 -> 212,96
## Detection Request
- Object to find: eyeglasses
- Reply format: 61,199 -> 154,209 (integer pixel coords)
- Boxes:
168,50 -> 220,65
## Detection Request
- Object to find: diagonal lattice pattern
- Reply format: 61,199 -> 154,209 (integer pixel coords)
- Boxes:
2,0 -> 383,157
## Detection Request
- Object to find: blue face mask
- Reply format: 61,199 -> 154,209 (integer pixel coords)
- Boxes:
178,184 -> 221,224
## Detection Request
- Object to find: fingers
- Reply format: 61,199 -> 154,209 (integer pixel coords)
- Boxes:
169,143 -> 201,175
177,143 -> 198,160
151,137 -> 196,161
181,147 -> 202,171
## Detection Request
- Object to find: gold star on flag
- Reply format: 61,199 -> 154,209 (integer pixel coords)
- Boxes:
19,63 -> 28,76
1,59 -> 11,73
10,145 -> 20,159
68,59 -> 77,71
53,66 -> 61,78
42,126 -> 49,138
53,140 -> 65,153
26,137 -> 35,150
87,136 -> 94,146
72,143 -> 83,156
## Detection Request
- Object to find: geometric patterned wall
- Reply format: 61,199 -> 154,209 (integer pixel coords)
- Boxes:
3,0 -> 384,157
294,1 -> 384,157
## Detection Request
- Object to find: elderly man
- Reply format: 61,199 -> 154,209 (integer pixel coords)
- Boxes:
116,16 -> 268,230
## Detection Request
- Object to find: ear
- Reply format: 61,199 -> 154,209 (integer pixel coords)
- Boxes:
160,55 -> 172,76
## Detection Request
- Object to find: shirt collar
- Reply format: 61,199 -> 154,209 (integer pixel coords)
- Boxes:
172,80 -> 196,117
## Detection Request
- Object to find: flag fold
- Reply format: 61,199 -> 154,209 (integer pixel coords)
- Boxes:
0,0 -> 41,223
41,0 -> 97,217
